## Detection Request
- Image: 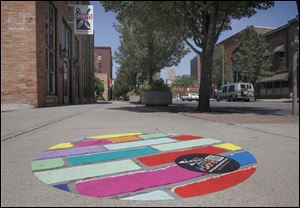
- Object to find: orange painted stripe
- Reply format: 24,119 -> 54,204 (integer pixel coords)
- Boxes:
108,136 -> 141,143
173,166 -> 256,198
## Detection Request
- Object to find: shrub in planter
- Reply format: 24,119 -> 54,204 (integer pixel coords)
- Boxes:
141,79 -> 172,106
128,89 -> 141,103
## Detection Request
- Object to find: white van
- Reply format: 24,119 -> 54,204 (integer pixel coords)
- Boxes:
216,82 -> 255,102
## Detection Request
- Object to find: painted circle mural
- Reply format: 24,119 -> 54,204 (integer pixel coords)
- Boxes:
32,132 -> 257,200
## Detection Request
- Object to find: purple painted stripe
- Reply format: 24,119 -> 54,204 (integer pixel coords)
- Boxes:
35,146 -> 106,160
76,165 -> 206,197
73,140 -> 112,147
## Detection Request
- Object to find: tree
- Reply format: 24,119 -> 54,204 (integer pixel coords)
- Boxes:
212,45 -> 227,88
232,27 -> 271,86
94,76 -> 104,99
113,67 -> 135,98
101,1 -> 274,111
168,1 -> 274,111
172,75 -> 198,89
101,1 -> 190,85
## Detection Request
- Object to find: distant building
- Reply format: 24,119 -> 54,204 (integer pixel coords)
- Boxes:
190,55 -> 201,81
257,18 -> 299,98
94,47 -> 113,100
198,17 -> 299,99
1,1 -> 94,108
218,26 -> 274,83
164,67 -> 176,85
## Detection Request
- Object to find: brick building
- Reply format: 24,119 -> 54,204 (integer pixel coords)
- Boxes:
192,17 -> 299,99
94,47 -> 112,101
1,1 -> 94,108
218,26 -> 274,84
257,18 -> 299,98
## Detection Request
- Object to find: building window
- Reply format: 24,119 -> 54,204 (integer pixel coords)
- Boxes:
46,2 -> 56,95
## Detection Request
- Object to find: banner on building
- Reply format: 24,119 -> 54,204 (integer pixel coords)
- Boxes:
74,5 -> 93,35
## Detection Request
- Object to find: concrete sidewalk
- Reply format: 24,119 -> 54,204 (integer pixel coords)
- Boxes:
1,101 -> 299,207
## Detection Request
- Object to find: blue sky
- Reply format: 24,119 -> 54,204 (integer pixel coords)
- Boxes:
91,1 -> 298,79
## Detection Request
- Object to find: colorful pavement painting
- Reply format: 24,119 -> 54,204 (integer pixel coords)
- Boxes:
32,132 -> 257,200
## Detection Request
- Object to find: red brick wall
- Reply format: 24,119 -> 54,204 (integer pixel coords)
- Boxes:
94,47 -> 112,100
2,1 -> 95,107
1,1 -> 38,106
94,47 -> 112,78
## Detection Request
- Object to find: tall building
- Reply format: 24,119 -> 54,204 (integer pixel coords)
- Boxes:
94,47 -> 113,100
190,55 -> 201,81
1,1 -> 94,108
164,67 -> 176,85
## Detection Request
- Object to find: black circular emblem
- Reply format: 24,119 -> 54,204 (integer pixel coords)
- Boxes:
175,154 -> 240,174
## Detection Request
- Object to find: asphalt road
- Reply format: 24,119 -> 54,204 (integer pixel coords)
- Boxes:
174,99 -> 298,116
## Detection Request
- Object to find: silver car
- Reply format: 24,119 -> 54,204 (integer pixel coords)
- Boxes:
216,82 -> 255,102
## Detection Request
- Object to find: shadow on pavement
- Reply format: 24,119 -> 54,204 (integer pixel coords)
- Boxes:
107,103 -> 285,116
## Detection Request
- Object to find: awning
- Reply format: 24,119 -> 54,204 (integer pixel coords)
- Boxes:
257,72 -> 289,83
272,45 -> 285,53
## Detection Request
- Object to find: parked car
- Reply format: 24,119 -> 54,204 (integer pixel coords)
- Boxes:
180,93 -> 199,101
216,82 -> 255,102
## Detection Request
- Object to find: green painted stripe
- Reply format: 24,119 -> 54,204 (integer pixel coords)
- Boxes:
151,138 -> 221,152
32,158 -> 65,171
139,133 -> 171,139
34,159 -> 141,184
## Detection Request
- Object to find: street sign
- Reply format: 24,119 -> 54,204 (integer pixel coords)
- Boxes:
74,5 -> 93,35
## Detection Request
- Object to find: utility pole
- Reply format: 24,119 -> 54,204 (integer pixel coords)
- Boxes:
292,16 -> 299,116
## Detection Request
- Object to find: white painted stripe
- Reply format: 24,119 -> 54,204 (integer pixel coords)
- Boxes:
121,190 -> 174,200
151,138 -> 221,151
34,159 -> 141,184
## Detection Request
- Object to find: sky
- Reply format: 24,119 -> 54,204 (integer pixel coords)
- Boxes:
91,1 -> 298,79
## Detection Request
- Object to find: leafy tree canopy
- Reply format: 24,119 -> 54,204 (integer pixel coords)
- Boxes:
172,75 -> 198,89
232,27 -> 271,85
101,1 -> 190,84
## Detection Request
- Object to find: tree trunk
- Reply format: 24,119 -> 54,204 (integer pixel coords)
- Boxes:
198,47 -> 214,112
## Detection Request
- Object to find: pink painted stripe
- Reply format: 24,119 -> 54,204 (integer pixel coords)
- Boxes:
73,140 -> 112,147
75,165 -> 206,197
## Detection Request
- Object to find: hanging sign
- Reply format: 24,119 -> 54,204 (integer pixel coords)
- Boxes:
74,5 -> 93,35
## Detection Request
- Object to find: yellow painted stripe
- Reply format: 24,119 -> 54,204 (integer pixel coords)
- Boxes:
47,143 -> 74,150
109,136 -> 141,143
88,132 -> 143,139
214,143 -> 242,151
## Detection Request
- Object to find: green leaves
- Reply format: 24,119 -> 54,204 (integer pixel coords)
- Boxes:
172,75 -> 198,89
102,1 -> 189,88
232,27 -> 271,84
94,76 -> 104,97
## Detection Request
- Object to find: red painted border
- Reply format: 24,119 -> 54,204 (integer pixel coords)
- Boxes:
137,146 -> 228,166
173,166 -> 257,198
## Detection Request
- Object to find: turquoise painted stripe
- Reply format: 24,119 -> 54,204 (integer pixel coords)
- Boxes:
223,151 -> 257,166
121,190 -> 174,201
103,138 -> 176,151
67,147 -> 159,165
151,138 -> 221,152
139,133 -> 171,140
34,159 -> 141,184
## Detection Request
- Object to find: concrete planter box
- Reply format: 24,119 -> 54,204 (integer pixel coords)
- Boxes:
129,95 -> 141,103
141,91 -> 172,106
